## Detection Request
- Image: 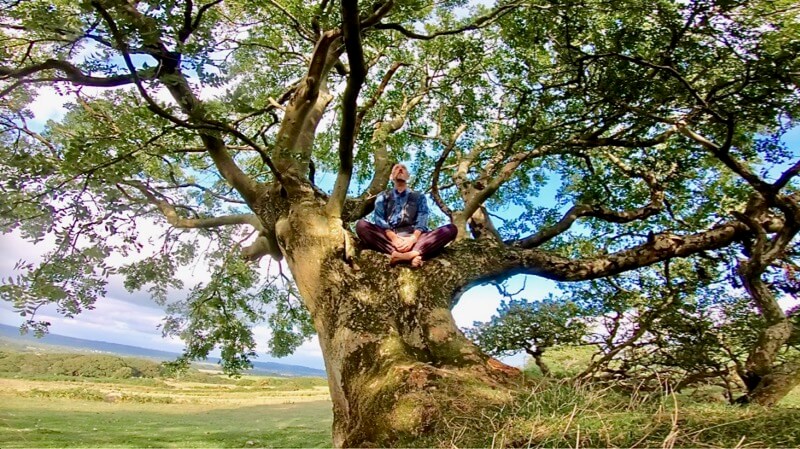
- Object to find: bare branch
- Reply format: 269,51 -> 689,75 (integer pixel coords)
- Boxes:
373,1 -> 525,40
431,124 -> 466,219
446,218 -> 766,296
121,180 -> 262,230
513,202 -> 664,249
328,0 -> 368,218
773,159 -> 800,191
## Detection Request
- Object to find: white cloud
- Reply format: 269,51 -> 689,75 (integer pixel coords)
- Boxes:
0,294 -> 184,352
453,277 -> 558,328
27,86 -> 70,128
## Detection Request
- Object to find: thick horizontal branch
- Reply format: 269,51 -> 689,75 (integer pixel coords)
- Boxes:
443,217 -> 781,304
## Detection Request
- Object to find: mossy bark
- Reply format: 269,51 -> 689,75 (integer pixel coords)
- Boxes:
738,262 -> 800,406
271,203 -> 520,447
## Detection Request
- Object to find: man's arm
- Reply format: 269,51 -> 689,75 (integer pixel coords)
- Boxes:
414,194 -> 430,233
373,193 -> 391,229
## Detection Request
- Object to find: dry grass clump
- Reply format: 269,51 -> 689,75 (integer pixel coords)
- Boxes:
436,378 -> 800,448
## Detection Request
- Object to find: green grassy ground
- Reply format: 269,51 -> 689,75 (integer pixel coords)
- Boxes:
0,377 -> 332,448
2,346 -> 799,448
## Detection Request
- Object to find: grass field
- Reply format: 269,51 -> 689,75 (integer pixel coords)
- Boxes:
2,346 -> 799,448
0,376 -> 332,448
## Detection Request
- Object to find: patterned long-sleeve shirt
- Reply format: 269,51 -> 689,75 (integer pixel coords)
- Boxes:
373,189 -> 430,232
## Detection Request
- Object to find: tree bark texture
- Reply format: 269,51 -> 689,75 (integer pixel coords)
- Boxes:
270,201 -> 521,447
737,261 -> 800,406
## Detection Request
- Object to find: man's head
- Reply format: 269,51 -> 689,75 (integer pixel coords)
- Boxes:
390,163 -> 410,184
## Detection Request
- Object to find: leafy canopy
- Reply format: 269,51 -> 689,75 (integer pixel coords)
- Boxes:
0,0 -> 798,375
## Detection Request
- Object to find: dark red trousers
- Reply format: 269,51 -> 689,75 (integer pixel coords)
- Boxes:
356,219 -> 457,258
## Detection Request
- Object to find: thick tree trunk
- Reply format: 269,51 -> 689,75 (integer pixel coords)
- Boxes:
737,261 -> 799,406
524,348 -> 551,377
746,360 -> 800,406
272,203 -> 521,447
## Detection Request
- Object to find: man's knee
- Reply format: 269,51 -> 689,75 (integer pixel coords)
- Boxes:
442,224 -> 458,241
355,219 -> 370,238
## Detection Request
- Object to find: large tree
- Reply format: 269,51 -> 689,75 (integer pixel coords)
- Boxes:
1,0 -> 799,445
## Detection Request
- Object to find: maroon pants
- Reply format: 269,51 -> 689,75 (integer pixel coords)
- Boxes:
356,220 -> 457,258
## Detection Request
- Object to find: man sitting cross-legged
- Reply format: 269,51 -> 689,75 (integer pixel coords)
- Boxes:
356,163 -> 457,267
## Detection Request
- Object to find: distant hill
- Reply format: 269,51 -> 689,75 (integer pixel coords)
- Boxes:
0,323 -> 326,378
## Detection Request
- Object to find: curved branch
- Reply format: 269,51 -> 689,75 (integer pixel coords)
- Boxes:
121,180 -> 262,230
178,0 -> 223,43
584,52 -> 726,122
0,59 -> 150,96
460,146 -> 550,222
355,61 -> 406,131
773,159 -> 800,191
513,202 -> 664,248
242,231 -> 283,262
91,0 -> 269,203
360,0 -> 394,28
677,124 -> 773,195
443,218 -> 776,304
265,0 -> 316,42
327,0 -> 367,218
373,1 -> 525,40
431,124 -> 466,219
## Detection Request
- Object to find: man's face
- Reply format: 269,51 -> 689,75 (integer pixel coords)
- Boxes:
391,164 -> 409,182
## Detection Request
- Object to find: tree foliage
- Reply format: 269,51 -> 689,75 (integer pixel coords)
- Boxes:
0,351 -> 165,378
1,0 -> 799,441
470,258 -> 800,400
466,297 -> 587,375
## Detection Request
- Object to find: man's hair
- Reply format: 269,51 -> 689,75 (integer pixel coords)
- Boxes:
390,163 -> 409,181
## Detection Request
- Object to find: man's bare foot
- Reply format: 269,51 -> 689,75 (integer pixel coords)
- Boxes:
411,255 -> 423,267
390,250 -> 420,266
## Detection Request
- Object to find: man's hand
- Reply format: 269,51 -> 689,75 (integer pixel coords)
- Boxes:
386,230 -> 418,252
395,236 -> 416,252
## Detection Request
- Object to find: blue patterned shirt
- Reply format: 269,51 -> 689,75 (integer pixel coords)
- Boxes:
373,189 -> 430,232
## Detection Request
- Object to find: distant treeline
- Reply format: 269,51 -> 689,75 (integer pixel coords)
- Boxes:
0,350 -> 329,389
0,351 -> 164,379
